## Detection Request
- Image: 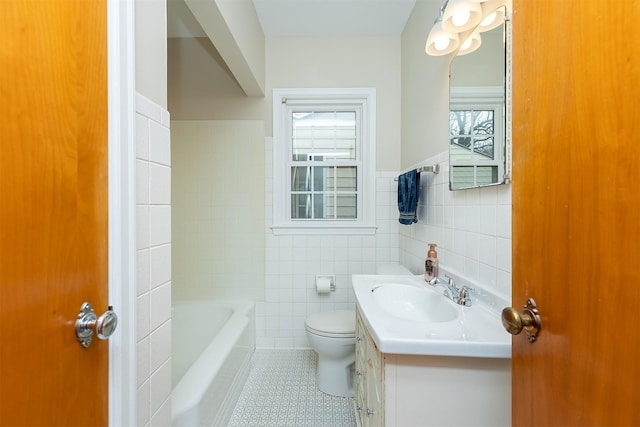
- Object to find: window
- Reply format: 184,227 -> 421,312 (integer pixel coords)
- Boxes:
449,87 -> 505,190
272,88 -> 376,235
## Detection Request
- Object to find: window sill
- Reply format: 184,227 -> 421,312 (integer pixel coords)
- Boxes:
270,223 -> 378,236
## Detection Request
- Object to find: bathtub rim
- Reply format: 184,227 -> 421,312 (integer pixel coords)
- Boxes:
171,300 -> 255,420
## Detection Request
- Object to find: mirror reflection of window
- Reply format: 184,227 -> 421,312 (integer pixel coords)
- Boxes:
450,109 -> 495,160
450,107 -> 499,189
448,17 -> 509,190
449,91 -> 504,190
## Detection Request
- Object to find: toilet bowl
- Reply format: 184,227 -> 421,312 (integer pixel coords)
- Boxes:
305,309 -> 356,397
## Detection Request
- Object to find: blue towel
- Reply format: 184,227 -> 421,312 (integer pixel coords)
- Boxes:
397,170 -> 420,225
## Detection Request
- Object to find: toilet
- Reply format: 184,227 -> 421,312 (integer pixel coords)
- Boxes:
305,309 -> 356,397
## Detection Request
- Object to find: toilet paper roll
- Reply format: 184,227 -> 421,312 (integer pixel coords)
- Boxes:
316,277 -> 332,294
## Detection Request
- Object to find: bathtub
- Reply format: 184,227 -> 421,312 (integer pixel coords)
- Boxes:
171,300 -> 255,427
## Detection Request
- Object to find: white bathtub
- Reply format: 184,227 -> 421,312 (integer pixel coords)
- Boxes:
171,300 -> 255,427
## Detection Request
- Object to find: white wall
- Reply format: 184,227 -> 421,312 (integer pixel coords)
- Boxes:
168,35 -> 403,172
182,0 -> 265,96
171,120 -> 265,301
136,0 -> 167,108
136,95 -> 172,426
267,36 -> 402,172
400,0 -> 452,169
213,0 -> 265,94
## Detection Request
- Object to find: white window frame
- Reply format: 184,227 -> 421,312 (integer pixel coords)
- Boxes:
449,86 -> 505,189
272,88 -> 377,235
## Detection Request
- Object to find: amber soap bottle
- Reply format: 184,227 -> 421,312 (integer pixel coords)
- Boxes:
424,243 -> 439,281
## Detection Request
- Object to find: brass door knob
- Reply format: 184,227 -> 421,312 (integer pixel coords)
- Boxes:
501,298 -> 541,342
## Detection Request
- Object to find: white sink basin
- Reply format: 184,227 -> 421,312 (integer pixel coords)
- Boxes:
371,283 -> 458,323
352,274 -> 512,358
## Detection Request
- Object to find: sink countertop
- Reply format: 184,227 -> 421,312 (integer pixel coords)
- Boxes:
352,274 -> 512,358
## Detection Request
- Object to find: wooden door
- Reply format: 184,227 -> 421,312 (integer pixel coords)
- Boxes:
0,0 -> 109,425
511,0 -> 640,425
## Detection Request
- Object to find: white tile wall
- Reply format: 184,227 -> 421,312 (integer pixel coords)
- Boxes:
399,151 -> 512,300
258,138 -> 401,348
171,120 -> 265,302
136,94 -> 172,427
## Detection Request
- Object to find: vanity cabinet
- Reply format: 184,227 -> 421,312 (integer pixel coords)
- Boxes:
355,308 -> 384,426
355,307 -> 511,427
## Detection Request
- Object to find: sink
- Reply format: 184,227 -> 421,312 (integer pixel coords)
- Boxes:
371,283 -> 458,323
352,274 -> 512,357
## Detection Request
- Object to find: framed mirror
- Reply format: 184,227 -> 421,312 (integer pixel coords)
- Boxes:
448,11 -> 510,190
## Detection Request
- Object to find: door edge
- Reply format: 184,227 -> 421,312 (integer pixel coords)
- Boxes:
108,0 -> 137,425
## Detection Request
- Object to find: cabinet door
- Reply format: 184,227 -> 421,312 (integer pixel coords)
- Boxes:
364,353 -> 384,426
356,308 -> 386,426
355,310 -> 367,425
364,323 -> 384,426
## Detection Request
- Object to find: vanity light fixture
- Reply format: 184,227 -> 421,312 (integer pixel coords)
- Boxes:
425,2 -> 461,56
425,0 -> 509,57
442,0 -> 483,33
456,30 -> 482,56
477,0 -> 508,32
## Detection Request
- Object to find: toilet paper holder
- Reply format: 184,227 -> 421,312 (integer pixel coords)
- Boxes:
315,275 -> 336,292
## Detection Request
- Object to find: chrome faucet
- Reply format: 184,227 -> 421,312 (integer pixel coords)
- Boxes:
428,275 -> 474,307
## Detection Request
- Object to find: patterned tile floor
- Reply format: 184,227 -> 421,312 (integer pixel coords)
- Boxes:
228,349 -> 356,427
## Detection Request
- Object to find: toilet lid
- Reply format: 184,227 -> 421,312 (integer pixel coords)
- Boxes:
305,310 -> 355,336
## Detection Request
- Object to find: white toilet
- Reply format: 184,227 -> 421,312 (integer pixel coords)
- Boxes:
305,309 -> 356,397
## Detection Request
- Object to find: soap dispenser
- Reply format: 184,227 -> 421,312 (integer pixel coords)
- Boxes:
424,243 -> 439,281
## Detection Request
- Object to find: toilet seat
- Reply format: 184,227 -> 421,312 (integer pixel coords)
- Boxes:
305,310 -> 355,338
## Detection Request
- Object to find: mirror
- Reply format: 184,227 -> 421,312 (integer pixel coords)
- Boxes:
448,12 -> 510,190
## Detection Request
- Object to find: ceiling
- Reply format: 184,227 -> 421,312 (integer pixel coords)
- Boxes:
167,0 -> 417,38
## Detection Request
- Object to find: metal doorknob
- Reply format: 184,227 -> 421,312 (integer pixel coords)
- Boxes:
501,298 -> 541,342
75,302 -> 118,348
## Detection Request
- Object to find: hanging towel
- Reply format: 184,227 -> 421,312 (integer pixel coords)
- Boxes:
397,170 -> 420,225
